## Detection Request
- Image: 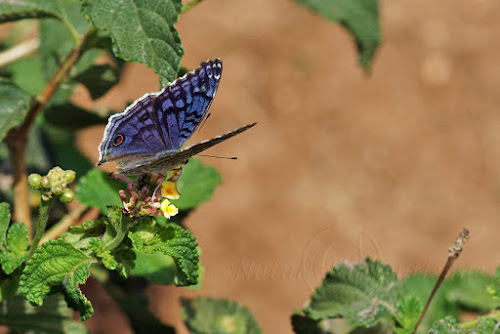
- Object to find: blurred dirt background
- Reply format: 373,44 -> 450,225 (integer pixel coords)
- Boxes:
71,0 -> 500,332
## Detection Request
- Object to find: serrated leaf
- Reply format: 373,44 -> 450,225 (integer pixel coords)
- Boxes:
0,222 -> 29,274
62,270 -> 94,321
475,317 -> 500,334
89,238 -> 117,270
294,0 -> 380,71
44,103 -> 109,130
0,202 -> 11,248
20,240 -> 94,308
305,258 -> 399,327
130,251 -> 176,285
171,159 -> 222,211
129,220 -> 199,286
81,0 -> 184,87
72,64 -> 119,99
394,296 -> 422,334
62,219 -> 106,248
0,80 -> 32,143
75,169 -> 125,213
400,274 -> 459,333
427,316 -> 464,333
181,297 -> 262,334
0,294 -> 87,334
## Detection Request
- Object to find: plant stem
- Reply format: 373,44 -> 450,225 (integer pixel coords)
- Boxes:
26,198 -> 54,260
39,204 -> 90,245
181,0 -> 204,14
412,229 -> 470,334
5,27 -> 95,239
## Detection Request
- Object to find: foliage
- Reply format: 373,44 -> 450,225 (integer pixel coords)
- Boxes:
292,258 -> 500,334
0,0 -> 394,332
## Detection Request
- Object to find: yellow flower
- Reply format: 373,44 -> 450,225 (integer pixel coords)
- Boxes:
161,179 -> 180,199
160,199 -> 178,219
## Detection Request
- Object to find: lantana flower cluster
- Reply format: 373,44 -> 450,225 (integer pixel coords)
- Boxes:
112,167 -> 184,219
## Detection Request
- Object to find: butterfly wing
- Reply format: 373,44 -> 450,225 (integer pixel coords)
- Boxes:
97,94 -> 167,165
117,122 -> 257,175
98,59 -> 223,166
154,59 -> 222,150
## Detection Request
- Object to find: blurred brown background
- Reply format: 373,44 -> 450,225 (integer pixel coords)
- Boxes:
75,0 -> 500,332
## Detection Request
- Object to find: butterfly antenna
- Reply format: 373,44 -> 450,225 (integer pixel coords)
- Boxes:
198,154 -> 238,160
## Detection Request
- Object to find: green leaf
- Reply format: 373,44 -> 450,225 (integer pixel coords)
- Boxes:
445,271 -> 499,312
130,251 -> 177,285
400,273 -> 458,332
0,0 -> 80,23
4,56 -> 45,95
89,238 -> 117,270
427,316 -> 464,333
75,169 -> 125,213
394,296 -> 422,334
72,64 -> 119,99
304,258 -> 399,327
0,80 -> 32,143
0,202 -> 11,248
129,220 -> 199,286
181,297 -> 262,334
0,294 -> 87,334
0,222 -> 29,274
43,103 -> 109,130
62,268 -> 94,321
294,0 -> 380,71
487,266 -> 500,302
81,0 -> 184,87
172,159 -> 222,211
20,240 -> 94,308
62,219 -> 106,248
475,317 -> 500,334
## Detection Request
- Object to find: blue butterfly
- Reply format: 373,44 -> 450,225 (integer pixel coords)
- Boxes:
97,59 -> 256,175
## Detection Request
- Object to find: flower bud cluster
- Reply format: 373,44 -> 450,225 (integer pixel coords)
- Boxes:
28,167 -> 76,202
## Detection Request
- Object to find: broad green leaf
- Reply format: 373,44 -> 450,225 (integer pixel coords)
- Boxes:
181,297 -> 262,334
294,0 -> 380,71
20,240 -> 94,307
0,80 -> 32,143
445,271 -> 499,311
62,219 -> 106,248
305,258 -> 399,327
0,0 -> 80,24
0,294 -> 87,334
129,220 -> 199,286
427,316 -> 464,333
171,159 -> 222,211
0,222 -> 29,274
4,56 -> 45,95
0,202 -> 11,248
43,103 -> 109,130
475,317 -> 500,334
62,266 -> 94,321
394,296 -> 422,334
75,169 -> 125,213
72,64 -> 119,99
81,0 -> 184,87
130,251 -> 177,285
89,238 -> 117,270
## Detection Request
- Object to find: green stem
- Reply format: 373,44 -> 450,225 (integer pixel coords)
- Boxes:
461,310 -> 500,330
181,0 -> 204,14
26,198 -> 54,260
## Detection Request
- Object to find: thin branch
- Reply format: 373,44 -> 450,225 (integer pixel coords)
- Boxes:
182,0 -> 204,14
39,204 -> 90,245
5,27 -> 96,239
0,38 -> 39,67
412,228 -> 470,334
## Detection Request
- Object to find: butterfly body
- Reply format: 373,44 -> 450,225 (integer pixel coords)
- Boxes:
97,59 -> 255,175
